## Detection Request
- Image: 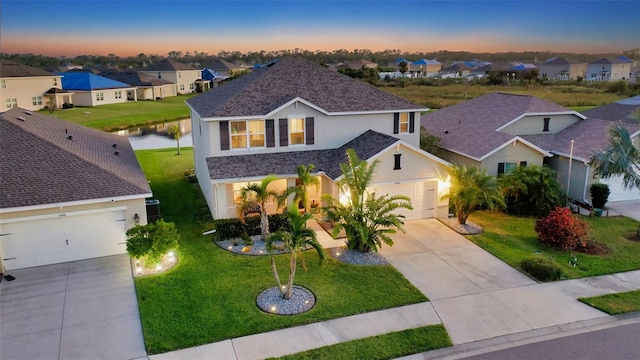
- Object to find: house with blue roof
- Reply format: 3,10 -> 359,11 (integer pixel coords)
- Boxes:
410,59 -> 441,77
57,72 -> 136,106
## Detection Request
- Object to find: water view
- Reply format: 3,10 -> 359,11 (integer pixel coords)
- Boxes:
112,119 -> 193,150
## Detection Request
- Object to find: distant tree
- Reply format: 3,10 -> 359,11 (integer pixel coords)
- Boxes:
167,125 -> 181,155
398,61 -> 409,76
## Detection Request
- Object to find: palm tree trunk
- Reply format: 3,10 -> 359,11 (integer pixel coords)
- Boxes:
176,138 -> 181,155
285,251 -> 297,300
260,210 -> 269,238
271,256 -> 285,297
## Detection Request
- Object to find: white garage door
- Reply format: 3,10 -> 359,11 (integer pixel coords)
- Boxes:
601,175 -> 640,202
0,209 -> 127,270
372,181 -> 436,220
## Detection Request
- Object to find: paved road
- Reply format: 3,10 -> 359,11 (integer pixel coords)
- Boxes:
461,323 -> 640,360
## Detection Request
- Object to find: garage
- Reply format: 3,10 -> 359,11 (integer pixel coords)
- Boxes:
0,208 -> 127,271
372,181 -> 437,220
600,175 -> 640,202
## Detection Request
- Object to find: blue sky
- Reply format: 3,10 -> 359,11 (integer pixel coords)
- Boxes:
1,1 -> 639,57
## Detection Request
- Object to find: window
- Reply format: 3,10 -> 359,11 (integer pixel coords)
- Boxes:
190,83 -> 195,91
394,154 -> 402,170
180,84 -> 185,92
157,72 -> 162,79
230,120 -> 265,149
178,72 -> 181,78
115,91 -> 122,99
289,117 -> 305,145
543,117 -> 550,132
96,92 -> 104,101
590,73 -> 596,78
497,162 -> 517,177
232,182 -> 249,204
520,161 -> 527,167
399,113 -> 409,133
1,80 -> 6,88
6,98 -> 17,108
32,96 -> 42,106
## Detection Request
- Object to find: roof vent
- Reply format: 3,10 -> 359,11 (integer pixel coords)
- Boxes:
16,116 -> 25,121
114,151 -> 120,156
24,110 -> 33,116
443,130 -> 449,134
67,135 -> 73,140
112,144 -> 118,148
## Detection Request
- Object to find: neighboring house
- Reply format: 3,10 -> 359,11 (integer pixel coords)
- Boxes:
0,60 -> 64,111
586,58 -> 632,81
341,59 -> 378,70
203,59 -> 245,77
538,57 -> 587,80
0,108 -> 152,271
201,68 -> 229,88
139,59 -> 203,94
470,63 -> 509,78
439,62 -> 472,78
410,59 -> 442,77
57,72 -> 135,106
186,56 -> 451,221
99,69 -> 177,100
421,92 -> 640,204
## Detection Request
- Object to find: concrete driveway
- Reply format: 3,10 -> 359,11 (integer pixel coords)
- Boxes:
607,199 -> 640,221
0,254 -> 147,360
380,219 -> 608,345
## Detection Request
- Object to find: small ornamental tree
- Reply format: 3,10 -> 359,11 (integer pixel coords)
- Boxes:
534,207 -> 589,250
126,220 -> 180,266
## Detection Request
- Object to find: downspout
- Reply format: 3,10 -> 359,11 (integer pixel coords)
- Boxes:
583,163 -> 591,204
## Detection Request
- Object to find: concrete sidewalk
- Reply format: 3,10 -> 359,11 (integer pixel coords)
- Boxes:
146,219 -> 640,360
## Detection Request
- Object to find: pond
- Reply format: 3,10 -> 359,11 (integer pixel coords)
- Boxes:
112,118 -> 193,150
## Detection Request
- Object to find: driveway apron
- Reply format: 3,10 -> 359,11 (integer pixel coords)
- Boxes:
0,254 -> 146,360
379,219 -> 608,345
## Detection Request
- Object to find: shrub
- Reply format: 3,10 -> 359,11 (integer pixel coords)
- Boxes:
520,257 -> 562,281
62,102 -> 74,109
212,218 -> 246,239
535,207 -> 589,250
126,220 -> 179,266
212,214 -> 290,240
590,183 -> 610,209
268,213 -> 290,233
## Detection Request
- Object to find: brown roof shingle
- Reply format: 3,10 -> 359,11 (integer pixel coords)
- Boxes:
0,60 -> 58,78
0,108 -> 151,209
141,59 -> 200,72
187,56 -> 425,118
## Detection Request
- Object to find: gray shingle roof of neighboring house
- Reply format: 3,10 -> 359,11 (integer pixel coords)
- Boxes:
421,92 -> 570,160
581,96 -> 640,124
206,130 -> 399,181
204,59 -> 242,71
543,57 -> 584,65
99,70 -> 174,86
0,108 -> 151,209
589,57 -> 629,65
471,63 -> 509,73
342,59 -> 377,70
441,63 -> 472,73
141,59 -> 200,71
187,56 -> 425,118
0,59 -> 58,78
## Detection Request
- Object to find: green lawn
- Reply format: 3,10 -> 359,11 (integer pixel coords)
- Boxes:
134,148 -> 428,354
579,290 -> 640,315
41,94 -> 196,131
270,325 -> 451,360
467,211 -> 640,279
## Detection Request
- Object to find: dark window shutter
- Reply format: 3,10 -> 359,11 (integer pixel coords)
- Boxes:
543,117 -> 550,132
497,162 -> 505,177
305,117 -> 314,145
409,112 -> 415,133
219,121 -> 229,150
279,118 -> 288,146
394,154 -> 402,170
266,119 -> 275,147
393,113 -> 399,134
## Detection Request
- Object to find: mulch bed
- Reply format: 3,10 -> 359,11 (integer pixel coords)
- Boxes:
576,240 -> 611,256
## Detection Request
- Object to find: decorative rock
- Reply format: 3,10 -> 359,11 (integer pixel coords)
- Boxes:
439,218 -> 483,235
256,285 -> 315,315
329,247 -> 389,265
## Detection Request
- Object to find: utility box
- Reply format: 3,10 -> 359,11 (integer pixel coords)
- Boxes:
145,199 -> 161,223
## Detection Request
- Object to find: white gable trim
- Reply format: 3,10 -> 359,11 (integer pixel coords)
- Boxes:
0,193 -> 152,214
479,136 -> 552,161
495,111 -> 586,132
194,97 -> 428,122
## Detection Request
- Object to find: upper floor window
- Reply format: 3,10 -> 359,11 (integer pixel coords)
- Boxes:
399,113 -> 409,133
157,72 -> 162,79
6,98 -> 17,108
230,120 -> 265,149
543,117 -> 550,132
32,96 -> 42,106
393,112 -> 415,134
289,117 -> 305,145
178,72 -> 182,78
115,91 -> 122,99
1,80 -> 6,88
96,92 -> 104,101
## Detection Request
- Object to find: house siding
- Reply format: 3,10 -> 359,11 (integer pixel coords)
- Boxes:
548,155 -> 591,202
140,70 -> 200,94
71,89 -> 133,106
0,76 -> 62,111
480,142 -> 545,177
499,114 -> 581,135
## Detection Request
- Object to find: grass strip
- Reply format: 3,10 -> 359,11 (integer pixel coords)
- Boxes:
579,290 -> 640,315
270,325 -> 451,360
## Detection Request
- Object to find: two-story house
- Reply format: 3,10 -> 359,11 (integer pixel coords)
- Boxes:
538,57 -> 587,80
186,56 -> 451,221
139,59 -> 203,94
586,58 -> 632,82
99,70 -> 177,100
0,60 -> 65,111
421,92 -> 640,204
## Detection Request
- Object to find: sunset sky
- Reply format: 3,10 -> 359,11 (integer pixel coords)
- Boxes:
1,0 -> 639,57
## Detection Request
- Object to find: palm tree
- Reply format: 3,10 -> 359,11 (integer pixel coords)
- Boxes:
240,175 -> 286,238
331,149 -> 413,252
590,124 -> 640,191
499,165 -> 563,217
167,124 -> 181,155
293,164 -> 320,213
443,165 -> 504,225
266,205 -> 325,300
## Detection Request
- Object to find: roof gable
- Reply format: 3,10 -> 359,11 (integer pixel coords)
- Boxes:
0,108 -> 151,209
187,56 -> 424,118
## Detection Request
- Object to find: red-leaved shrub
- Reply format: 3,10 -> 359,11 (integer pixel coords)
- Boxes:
535,207 -> 589,250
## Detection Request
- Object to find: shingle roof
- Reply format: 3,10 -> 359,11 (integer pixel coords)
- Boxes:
206,130 -> 399,181
141,59 -> 200,71
589,57 -> 629,65
57,72 -> 132,91
99,70 -> 174,87
187,56 -> 424,118
581,97 -> 640,124
542,57 -> 584,65
0,108 -> 151,209
471,63 -> 509,73
441,63 -> 472,72
204,59 -> 242,71
421,92 -> 570,159
0,60 -> 58,78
